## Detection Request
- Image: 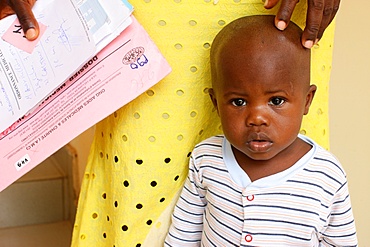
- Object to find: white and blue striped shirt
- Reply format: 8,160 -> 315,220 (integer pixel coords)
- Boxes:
165,135 -> 357,246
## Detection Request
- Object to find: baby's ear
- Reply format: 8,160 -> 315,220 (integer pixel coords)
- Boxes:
208,88 -> 219,112
304,84 -> 317,115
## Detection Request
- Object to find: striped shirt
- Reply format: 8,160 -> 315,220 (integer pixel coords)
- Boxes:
165,135 -> 357,246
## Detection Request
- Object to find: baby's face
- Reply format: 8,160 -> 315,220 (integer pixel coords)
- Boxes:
210,41 -> 315,162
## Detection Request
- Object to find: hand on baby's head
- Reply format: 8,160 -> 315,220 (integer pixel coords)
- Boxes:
264,0 -> 340,48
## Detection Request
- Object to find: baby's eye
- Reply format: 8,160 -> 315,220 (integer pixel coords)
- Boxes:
269,97 -> 285,106
231,99 -> 246,107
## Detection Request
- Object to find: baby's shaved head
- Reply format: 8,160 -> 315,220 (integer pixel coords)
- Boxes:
210,15 -> 310,91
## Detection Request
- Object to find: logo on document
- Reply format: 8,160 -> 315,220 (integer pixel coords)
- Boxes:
122,47 -> 148,70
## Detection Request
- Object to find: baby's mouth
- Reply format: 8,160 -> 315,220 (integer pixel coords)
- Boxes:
246,134 -> 273,152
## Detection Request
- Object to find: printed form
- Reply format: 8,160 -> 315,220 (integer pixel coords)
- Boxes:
0,16 -> 171,192
0,0 -> 133,133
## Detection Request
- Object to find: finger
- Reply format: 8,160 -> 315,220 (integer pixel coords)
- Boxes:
320,0 -> 340,40
302,0 -> 324,48
316,0 -> 335,41
330,0 -> 340,24
274,0 -> 300,31
263,0 -> 280,9
8,0 -> 39,40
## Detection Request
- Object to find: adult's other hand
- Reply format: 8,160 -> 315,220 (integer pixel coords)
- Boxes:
0,0 -> 38,40
264,0 -> 340,48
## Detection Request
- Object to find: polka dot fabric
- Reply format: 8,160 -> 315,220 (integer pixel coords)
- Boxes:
71,0 -> 335,246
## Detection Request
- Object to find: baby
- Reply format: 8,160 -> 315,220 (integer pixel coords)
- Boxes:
164,15 -> 357,246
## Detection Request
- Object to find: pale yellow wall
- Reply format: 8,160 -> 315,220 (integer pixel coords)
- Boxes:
69,1 -> 370,244
330,0 -> 370,244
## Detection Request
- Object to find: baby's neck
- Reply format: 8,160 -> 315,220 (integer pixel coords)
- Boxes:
232,138 -> 312,182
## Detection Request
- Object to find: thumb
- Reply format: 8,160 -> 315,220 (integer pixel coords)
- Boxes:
8,0 -> 39,40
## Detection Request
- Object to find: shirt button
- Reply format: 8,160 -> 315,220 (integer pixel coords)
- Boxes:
245,234 -> 253,242
246,195 -> 254,201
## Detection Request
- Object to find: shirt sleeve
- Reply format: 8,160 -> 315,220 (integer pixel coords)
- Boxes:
164,155 -> 207,246
321,180 -> 358,246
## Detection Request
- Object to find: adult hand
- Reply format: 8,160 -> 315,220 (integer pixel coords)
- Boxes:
0,0 -> 39,41
264,0 -> 340,48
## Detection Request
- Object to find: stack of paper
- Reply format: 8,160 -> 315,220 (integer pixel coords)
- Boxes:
0,0 -> 171,192
0,0 -> 133,133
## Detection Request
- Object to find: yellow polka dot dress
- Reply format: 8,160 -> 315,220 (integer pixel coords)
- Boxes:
71,0 -> 335,246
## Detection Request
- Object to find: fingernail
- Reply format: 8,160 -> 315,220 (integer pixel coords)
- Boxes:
314,38 -> 319,45
304,40 -> 314,49
26,28 -> 37,41
276,21 -> 286,31
263,0 -> 268,7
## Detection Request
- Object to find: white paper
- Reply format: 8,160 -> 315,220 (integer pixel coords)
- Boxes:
0,0 -> 133,133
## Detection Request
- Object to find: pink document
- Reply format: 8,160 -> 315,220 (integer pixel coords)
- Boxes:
0,17 -> 171,192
